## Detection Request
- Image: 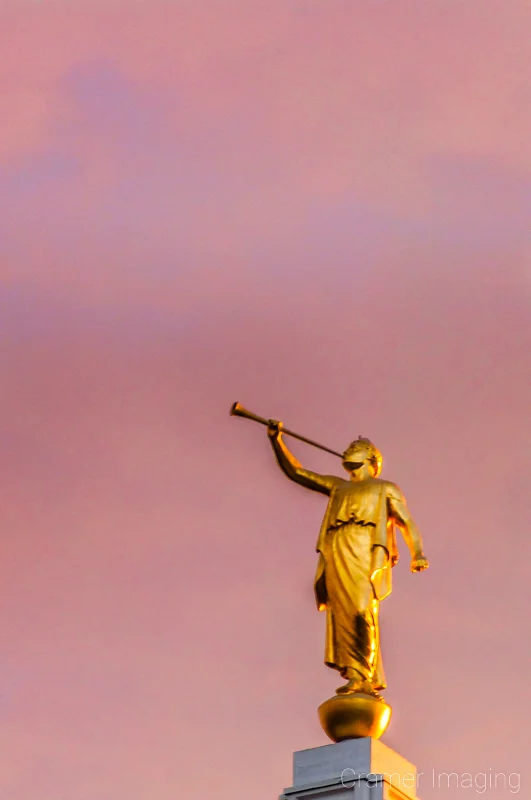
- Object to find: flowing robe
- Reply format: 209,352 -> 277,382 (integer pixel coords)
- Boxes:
311,477 -> 399,690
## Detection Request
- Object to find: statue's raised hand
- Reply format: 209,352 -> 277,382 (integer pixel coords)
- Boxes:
267,419 -> 283,438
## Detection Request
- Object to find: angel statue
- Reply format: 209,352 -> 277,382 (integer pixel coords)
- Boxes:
230,402 -> 429,740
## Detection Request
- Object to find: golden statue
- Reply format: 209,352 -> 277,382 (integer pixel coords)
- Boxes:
230,403 -> 429,741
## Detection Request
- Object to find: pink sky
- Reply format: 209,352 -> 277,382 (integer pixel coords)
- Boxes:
0,2 -> 529,799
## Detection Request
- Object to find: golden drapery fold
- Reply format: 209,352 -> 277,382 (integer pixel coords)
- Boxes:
322,521 -> 387,690
314,482 -> 393,691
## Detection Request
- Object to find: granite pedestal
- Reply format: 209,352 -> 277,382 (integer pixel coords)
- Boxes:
280,738 -> 419,800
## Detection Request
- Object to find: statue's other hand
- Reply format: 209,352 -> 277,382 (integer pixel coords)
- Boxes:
267,419 -> 283,438
411,556 -> 429,572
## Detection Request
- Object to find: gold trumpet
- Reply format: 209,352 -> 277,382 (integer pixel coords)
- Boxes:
230,402 -> 343,458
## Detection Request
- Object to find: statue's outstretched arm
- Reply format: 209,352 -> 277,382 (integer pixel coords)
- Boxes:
386,483 -> 429,572
268,422 -> 337,496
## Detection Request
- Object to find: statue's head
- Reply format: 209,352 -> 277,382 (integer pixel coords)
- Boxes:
342,437 -> 382,478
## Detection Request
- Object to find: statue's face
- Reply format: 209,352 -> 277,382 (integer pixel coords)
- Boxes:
342,445 -> 371,474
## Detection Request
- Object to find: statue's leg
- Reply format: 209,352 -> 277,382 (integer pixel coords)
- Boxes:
336,594 -> 381,696
324,524 -> 381,696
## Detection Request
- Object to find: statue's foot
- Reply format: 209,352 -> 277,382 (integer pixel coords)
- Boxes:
336,678 -> 364,695
336,678 -> 383,701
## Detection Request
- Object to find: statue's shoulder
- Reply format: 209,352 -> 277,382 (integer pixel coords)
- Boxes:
379,479 -> 403,498
370,477 -> 389,487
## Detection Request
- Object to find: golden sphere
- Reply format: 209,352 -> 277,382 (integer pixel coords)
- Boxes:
318,693 -> 392,742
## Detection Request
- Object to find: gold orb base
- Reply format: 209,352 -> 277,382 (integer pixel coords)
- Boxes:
318,693 -> 392,742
